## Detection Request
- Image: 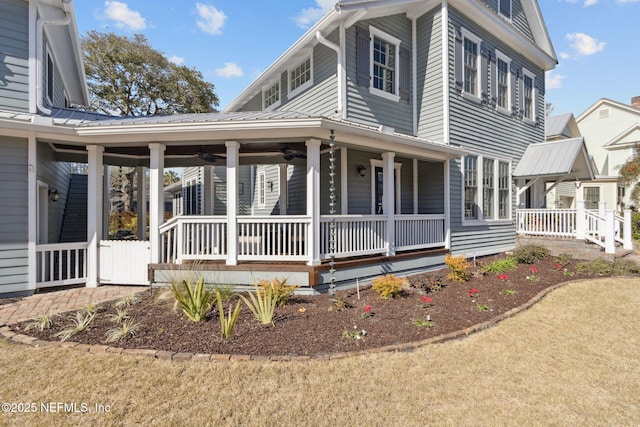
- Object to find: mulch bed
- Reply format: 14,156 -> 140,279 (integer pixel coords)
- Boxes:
14,256 -> 604,357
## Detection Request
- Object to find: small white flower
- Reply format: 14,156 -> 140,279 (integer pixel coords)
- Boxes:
426,315 -> 431,321
361,329 -> 367,336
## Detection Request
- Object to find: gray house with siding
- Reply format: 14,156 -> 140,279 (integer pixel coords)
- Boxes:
1,0 -> 559,297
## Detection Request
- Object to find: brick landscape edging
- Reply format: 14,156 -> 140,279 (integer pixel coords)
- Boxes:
0,278 -> 594,362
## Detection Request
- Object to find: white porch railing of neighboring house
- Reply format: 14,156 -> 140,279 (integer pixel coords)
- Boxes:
160,214 -> 447,264
36,242 -> 88,288
516,204 -> 633,254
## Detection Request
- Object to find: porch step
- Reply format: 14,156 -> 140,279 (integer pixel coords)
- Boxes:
59,174 -> 88,243
516,236 -> 633,261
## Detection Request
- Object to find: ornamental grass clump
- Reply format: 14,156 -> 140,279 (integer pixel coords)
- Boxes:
241,284 -> 278,326
55,311 -> 95,341
484,257 -> 518,273
105,318 -> 140,343
26,311 -> 55,332
444,254 -> 470,282
371,274 -> 405,299
171,277 -> 213,322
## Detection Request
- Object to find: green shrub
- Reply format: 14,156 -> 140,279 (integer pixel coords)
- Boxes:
576,258 -> 613,275
612,258 -> 640,275
632,212 -> 640,241
554,253 -> 573,264
513,245 -> 549,264
484,257 -> 518,273
217,290 -> 242,340
240,284 -> 278,325
371,274 -> 406,299
171,277 -> 213,322
444,254 -> 470,282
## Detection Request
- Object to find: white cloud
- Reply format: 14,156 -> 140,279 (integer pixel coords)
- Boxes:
294,0 -> 335,29
216,62 -> 244,78
103,1 -> 147,31
545,71 -> 566,90
565,32 -> 606,56
583,0 -> 600,5
559,52 -> 571,60
195,3 -> 227,35
167,55 -> 185,65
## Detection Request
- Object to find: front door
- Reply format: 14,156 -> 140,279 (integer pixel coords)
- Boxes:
373,166 -> 399,214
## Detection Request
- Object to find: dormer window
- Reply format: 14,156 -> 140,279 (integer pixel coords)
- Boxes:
263,80 -> 281,110
499,0 -> 511,19
289,56 -> 313,98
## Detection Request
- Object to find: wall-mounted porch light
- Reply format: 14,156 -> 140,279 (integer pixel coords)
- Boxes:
267,181 -> 273,191
357,165 -> 367,177
48,189 -> 59,202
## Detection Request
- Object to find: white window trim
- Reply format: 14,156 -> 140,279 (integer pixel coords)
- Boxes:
498,0 -> 512,21
368,25 -> 401,102
288,54 -> 313,100
369,159 -> 402,215
494,49 -> 511,114
460,28 -> 482,102
262,80 -> 281,111
522,67 -> 536,124
258,171 -> 266,207
462,154 -> 513,226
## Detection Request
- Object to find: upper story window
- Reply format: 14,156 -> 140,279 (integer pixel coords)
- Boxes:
495,50 -> 510,111
289,56 -> 313,98
464,154 -> 512,223
499,0 -> 512,20
522,68 -> 535,121
356,25 -> 409,103
263,80 -> 281,110
46,50 -> 54,105
456,28 -> 482,100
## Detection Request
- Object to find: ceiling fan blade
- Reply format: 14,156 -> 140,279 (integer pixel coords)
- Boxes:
195,146 -> 223,163
281,146 -> 307,161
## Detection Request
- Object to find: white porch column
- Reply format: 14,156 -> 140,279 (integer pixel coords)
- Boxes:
598,201 -> 606,239
341,147 -> 348,215
149,144 -> 165,264
605,210 -> 615,254
444,159 -> 451,250
306,139 -> 321,266
383,152 -> 396,256
136,166 -> 147,240
226,141 -> 240,265
623,209 -> 633,250
87,145 -> 104,287
103,165 -> 110,238
575,201 -> 586,241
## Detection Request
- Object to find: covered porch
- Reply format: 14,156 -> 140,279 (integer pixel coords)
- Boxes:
35,112 -> 465,290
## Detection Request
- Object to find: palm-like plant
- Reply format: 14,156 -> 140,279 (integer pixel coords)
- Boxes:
240,284 -> 278,325
171,277 -> 213,322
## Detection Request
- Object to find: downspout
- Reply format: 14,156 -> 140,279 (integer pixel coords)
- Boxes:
316,30 -> 344,119
36,6 -> 73,117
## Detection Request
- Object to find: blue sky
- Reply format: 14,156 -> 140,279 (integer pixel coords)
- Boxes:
72,0 -> 640,116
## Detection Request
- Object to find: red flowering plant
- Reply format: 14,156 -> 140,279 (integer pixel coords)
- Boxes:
420,295 -> 433,309
553,263 -> 562,271
497,273 -> 508,281
362,304 -> 374,318
468,288 -> 479,298
526,265 -> 539,282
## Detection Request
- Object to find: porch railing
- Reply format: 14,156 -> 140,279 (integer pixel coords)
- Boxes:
238,216 -> 309,261
516,205 -> 633,254
36,242 -> 88,288
159,216 -> 227,263
395,214 -> 446,251
320,215 -> 387,258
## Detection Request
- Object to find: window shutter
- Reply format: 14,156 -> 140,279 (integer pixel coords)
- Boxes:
356,26 -> 371,87
399,46 -> 410,101
510,64 -> 518,116
489,51 -> 497,107
534,77 -> 543,124
454,28 -> 463,92
480,43 -> 491,104
518,69 -> 524,118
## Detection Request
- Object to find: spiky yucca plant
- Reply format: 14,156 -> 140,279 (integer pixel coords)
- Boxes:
240,284 -> 278,325
171,277 -> 213,322
217,290 -> 242,340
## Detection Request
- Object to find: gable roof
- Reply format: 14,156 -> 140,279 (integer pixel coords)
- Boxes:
513,138 -> 595,180
604,123 -> 640,149
546,113 -> 580,140
576,98 -> 640,124
224,0 -> 557,112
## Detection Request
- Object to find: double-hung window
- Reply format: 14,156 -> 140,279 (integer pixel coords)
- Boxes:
499,0 -> 512,19
369,26 -> 402,101
289,56 -> 312,98
584,187 -> 600,210
464,155 -> 512,223
460,29 -> 482,99
263,81 -> 281,111
522,68 -> 535,121
495,50 -> 510,111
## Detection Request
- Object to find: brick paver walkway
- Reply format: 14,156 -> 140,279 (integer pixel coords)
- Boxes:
0,286 -> 146,326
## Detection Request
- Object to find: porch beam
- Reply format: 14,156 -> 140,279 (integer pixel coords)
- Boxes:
149,143 -> 165,264
226,141 -> 240,265
306,138 -> 321,266
383,152 -> 395,256
516,177 -> 539,197
544,175 -> 568,195
87,145 -> 104,287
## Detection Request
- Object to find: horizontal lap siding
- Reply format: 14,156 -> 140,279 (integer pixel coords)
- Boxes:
0,0 -> 29,112
37,143 -> 71,243
320,151 -> 342,215
480,0 -> 534,41
346,149 -> 373,214
418,160 -> 445,213
448,9 -> 545,256
417,9 -> 444,141
346,15 -> 413,135
0,137 -> 29,293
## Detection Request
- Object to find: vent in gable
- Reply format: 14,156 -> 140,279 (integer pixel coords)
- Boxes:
598,108 -> 610,119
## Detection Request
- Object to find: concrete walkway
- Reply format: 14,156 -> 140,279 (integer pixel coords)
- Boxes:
0,286 -> 147,326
